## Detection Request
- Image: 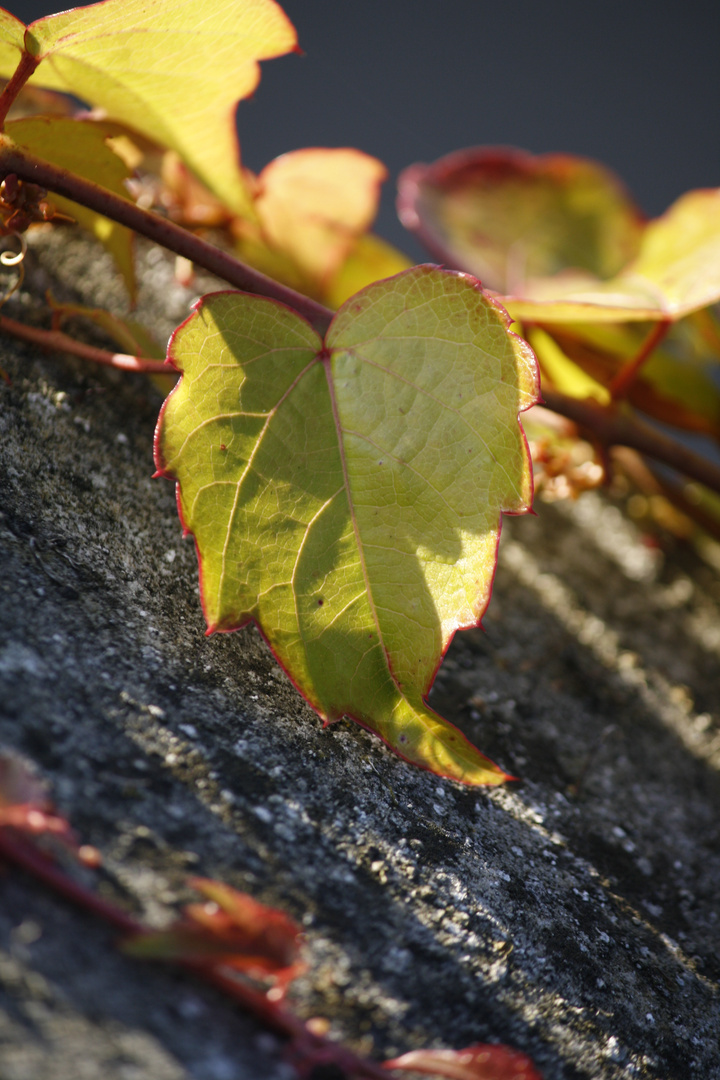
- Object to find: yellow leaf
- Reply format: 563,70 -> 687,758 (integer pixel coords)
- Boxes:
255,147 -> 387,287
0,0 -> 297,216
527,327 -> 611,405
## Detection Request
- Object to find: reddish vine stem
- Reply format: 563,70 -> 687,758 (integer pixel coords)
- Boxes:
542,389 -> 720,496
608,319 -> 671,399
0,137 -> 334,334
0,52 -> 40,128
0,826 -> 391,1080
0,312 -> 170,373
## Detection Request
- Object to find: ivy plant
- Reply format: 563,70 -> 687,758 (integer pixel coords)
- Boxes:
0,0 -> 538,786
0,0 -> 718,790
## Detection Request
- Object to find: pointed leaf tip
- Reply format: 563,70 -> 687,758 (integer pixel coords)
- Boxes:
155,267 -> 538,783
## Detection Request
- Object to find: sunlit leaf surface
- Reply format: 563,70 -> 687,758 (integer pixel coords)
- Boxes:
155,267 -> 538,784
0,0 -> 297,215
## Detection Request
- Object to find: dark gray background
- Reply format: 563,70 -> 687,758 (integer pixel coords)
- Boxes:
8,0 -> 720,257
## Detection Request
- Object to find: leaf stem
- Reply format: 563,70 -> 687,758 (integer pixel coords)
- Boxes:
0,136 -> 334,334
542,389 -> 720,496
0,52 -> 41,129
0,312 -> 170,373
608,319 -> 671,399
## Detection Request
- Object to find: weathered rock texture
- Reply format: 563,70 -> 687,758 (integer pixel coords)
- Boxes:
1,228 -> 719,1080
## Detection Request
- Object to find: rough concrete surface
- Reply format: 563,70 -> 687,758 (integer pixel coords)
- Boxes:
1,227 -> 719,1079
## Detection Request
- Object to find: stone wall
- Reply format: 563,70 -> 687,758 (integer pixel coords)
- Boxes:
1,229 -> 719,1079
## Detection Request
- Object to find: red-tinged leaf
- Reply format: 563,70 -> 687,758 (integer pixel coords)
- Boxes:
155,266 -> 538,784
504,188 -> 720,324
398,147 -> 644,295
231,150 -> 400,304
400,148 -> 720,324
384,1043 -> 543,1080
123,877 -> 303,984
547,323 -> 720,440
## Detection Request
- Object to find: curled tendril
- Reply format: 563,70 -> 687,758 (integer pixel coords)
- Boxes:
0,232 -> 26,309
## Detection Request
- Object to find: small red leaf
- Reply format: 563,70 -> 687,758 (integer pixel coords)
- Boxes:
384,1043 -> 543,1080
123,877 -> 304,990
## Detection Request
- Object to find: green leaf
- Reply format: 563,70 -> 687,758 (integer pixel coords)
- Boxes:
254,147 -> 388,290
155,267 -> 538,785
398,147 -> 644,294
506,188 -> 720,321
400,148 -> 720,324
7,117 -> 135,294
626,188 -> 720,317
0,0 -> 297,216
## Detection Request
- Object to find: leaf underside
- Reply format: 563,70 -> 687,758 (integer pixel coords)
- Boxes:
0,0 -> 297,215
155,266 -> 538,785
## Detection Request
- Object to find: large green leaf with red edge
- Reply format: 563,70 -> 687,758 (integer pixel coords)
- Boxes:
384,1043 -> 542,1079
399,148 -> 720,324
0,0 -> 297,216
6,116 -> 135,294
397,147 -> 645,295
155,266 -> 538,785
